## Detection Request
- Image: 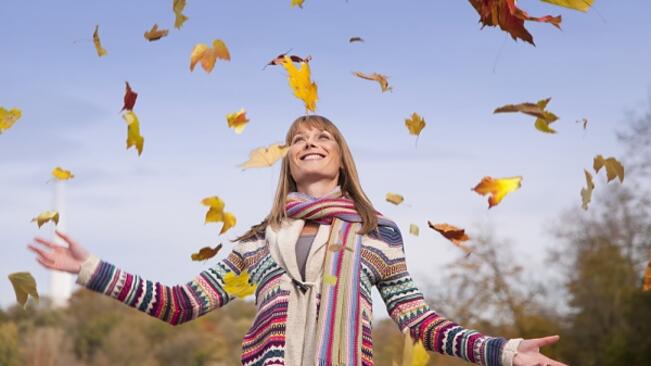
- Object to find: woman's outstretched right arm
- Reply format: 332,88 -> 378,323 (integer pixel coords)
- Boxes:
28,230 -> 246,326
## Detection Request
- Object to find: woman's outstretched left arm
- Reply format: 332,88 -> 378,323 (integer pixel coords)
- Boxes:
372,234 -> 567,366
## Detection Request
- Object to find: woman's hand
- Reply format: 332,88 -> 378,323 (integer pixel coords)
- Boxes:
513,335 -> 568,366
27,230 -> 90,274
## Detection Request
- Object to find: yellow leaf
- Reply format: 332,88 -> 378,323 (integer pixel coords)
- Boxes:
411,340 -> 430,366
541,0 -> 594,12
409,224 -> 419,236
239,143 -> 289,169
173,0 -> 189,29
323,274 -> 337,286
580,169 -> 594,210
52,166 -> 74,181
405,113 -> 426,137
472,176 -> 522,208
122,111 -> 144,156
354,71 -> 392,92
31,211 -> 59,228
281,55 -> 318,112
201,196 -> 236,235
190,39 -> 231,73
386,192 -> 404,205
190,243 -> 222,261
494,98 -> 559,134
291,0 -> 305,8
93,25 -> 107,57
8,272 -> 39,308
223,270 -> 256,299
0,107 -> 22,134
593,155 -> 624,183
144,24 -> 169,41
226,108 -> 249,134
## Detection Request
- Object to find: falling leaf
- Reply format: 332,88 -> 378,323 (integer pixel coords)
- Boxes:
226,108 -> 249,134
239,143 -> 289,169
428,221 -> 472,255
190,39 -> 231,73
93,25 -> 107,57
541,0 -> 594,12
8,272 -> 39,308
291,0 -> 305,8
494,98 -> 559,133
0,107 -> 22,134
468,0 -> 561,45
201,196 -> 237,234
122,82 -> 138,112
643,251 -> 651,292
409,224 -> 419,236
576,118 -> 588,130
472,176 -> 522,208
52,167 -> 74,181
144,24 -> 169,41
349,36 -> 364,43
593,155 -> 624,183
31,211 -> 59,228
400,331 -> 430,366
386,192 -> 404,205
580,169 -> 595,210
122,111 -> 144,156
282,55 -> 318,112
173,0 -> 189,29
265,52 -> 311,68
405,113 -> 426,137
354,71 -> 392,92
323,274 -> 337,286
191,243 -> 223,261
223,270 -> 256,298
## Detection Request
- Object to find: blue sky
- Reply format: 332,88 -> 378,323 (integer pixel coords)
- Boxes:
2,0 -> 650,317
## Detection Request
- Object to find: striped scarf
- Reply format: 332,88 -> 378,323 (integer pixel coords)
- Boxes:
286,187 -> 396,366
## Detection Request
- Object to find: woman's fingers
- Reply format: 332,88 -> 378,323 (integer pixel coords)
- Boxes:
36,256 -> 56,269
33,237 -> 56,249
27,245 -> 56,266
55,230 -> 77,248
534,335 -> 560,348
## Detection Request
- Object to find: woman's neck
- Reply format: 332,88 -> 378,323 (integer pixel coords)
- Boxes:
296,179 -> 338,198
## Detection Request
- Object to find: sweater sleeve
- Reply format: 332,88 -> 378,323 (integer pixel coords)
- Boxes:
75,245 -> 246,326
373,227 -> 509,366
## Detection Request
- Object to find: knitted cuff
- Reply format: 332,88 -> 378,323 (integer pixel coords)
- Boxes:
500,338 -> 523,366
75,254 -> 101,286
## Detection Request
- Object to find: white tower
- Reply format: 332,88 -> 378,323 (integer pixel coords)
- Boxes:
49,180 -> 73,308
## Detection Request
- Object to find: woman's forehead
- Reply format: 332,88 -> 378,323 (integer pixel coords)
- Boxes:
292,123 -> 330,135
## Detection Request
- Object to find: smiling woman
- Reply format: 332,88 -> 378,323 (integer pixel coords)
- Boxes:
28,115 -> 567,366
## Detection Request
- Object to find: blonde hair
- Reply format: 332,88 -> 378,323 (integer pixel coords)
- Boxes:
234,115 -> 378,242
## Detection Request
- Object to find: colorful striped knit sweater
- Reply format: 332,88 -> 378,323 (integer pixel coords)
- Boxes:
76,219 -> 511,366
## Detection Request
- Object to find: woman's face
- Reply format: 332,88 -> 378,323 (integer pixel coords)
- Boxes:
288,124 -> 342,189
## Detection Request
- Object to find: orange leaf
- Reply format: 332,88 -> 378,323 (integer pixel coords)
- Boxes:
354,71 -> 392,92
427,221 -> 472,255
385,192 -> 404,205
190,40 -> 231,73
226,108 -> 249,134
239,143 -> 289,169
468,0 -> 561,45
644,250 -> 651,292
144,24 -> 169,41
191,244 -> 223,261
472,176 -> 522,208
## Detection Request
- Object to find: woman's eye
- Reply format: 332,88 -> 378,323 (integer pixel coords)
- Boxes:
319,134 -> 330,140
292,136 -> 304,144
